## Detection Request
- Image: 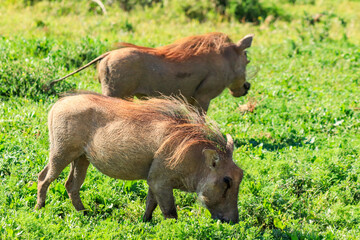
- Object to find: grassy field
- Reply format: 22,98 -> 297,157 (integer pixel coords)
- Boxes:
0,0 -> 359,239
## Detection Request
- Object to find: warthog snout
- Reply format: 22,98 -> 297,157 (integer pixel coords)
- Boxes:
229,81 -> 251,97
212,209 -> 239,224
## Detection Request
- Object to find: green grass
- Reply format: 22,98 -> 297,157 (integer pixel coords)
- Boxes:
1,0 -> 360,239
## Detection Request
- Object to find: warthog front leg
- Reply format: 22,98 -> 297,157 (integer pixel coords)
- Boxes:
143,188 -> 158,222
149,184 -> 177,220
147,159 -> 177,220
65,155 -> 89,212
148,181 -> 177,219
192,76 -> 223,112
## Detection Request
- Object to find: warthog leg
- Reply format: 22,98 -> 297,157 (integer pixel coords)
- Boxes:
193,98 -> 210,113
152,186 -> 177,220
191,76 -> 221,112
143,188 -> 158,222
35,165 -> 49,209
147,182 -> 177,220
147,159 -> 178,220
65,155 -> 90,212
35,151 -> 78,209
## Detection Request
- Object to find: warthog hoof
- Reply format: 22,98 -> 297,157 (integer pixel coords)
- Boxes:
34,203 -> 45,210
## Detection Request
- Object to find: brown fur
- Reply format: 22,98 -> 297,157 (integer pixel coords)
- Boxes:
36,94 -> 243,223
49,32 -> 254,112
81,94 -> 226,167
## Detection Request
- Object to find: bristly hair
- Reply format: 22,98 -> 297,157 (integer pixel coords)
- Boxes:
145,96 -> 227,169
118,32 -> 234,62
84,94 -> 227,169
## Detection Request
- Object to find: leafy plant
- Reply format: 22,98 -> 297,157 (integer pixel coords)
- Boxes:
227,0 -> 289,23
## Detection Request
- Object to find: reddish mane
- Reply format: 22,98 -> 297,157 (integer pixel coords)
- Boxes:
118,32 -> 234,62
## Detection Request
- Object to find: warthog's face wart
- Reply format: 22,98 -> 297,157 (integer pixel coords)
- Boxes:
227,34 -> 253,98
198,135 -> 243,223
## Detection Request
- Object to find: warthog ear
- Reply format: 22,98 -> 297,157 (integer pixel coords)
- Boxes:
226,134 -> 234,153
236,34 -> 254,51
203,149 -> 219,169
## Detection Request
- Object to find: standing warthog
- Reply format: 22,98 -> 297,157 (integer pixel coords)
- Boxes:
36,94 -> 244,223
48,32 -> 253,111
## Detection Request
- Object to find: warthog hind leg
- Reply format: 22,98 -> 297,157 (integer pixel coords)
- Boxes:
35,165 -> 49,209
143,188 -> 158,222
35,151 -> 78,210
65,155 -> 89,212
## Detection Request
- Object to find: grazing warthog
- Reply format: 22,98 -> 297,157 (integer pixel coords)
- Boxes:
49,32 -> 253,111
36,94 -> 244,223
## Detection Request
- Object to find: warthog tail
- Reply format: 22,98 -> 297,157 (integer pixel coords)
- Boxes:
44,52 -> 111,90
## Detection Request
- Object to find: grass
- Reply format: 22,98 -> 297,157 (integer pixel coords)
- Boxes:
0,0 -> 359,239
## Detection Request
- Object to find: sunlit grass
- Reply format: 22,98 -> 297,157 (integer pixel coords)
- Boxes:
1,0 -> 359,239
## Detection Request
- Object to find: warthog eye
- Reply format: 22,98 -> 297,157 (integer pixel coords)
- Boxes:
222,177 -> 232,198
224,177 -> 232,189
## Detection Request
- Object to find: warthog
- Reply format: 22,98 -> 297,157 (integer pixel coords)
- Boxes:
36,94 -> 244,223
49,32 -> 253,111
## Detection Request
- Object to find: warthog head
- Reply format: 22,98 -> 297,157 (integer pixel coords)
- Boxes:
198,134 -> 243,223
227,34 -> 254,98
